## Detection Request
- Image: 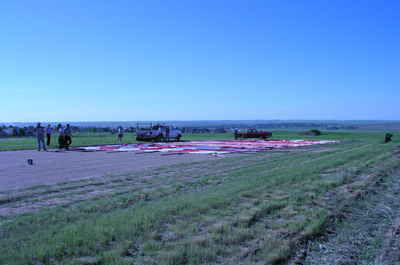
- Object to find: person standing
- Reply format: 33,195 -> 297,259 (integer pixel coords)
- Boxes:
58,124 -> 66,150
166,126 -> 170,141
64,124 -> 72,150
234,128 -> 239,140
117,126 -> 124,144
46,124 -> 53,146
36,123 -> 47,151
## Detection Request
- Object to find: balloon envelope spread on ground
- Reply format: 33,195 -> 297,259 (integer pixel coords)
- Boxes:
72,140 -> 338,154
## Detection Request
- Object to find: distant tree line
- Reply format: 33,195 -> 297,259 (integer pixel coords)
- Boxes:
0,122 -> 366,138
0,125 -> 80,137
0,125 -> 35,137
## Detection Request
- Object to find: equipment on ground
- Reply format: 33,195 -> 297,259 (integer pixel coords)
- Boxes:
385,133 -> 393,143
136,123 -> 182,142
234,128 -> 272,140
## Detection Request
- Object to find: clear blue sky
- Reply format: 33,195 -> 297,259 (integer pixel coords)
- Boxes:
1,0 -> 399,122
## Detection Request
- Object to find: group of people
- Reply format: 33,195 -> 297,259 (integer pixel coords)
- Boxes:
35,123 -> 72,151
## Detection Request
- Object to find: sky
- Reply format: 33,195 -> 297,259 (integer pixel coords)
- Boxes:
1,0 -> 399,122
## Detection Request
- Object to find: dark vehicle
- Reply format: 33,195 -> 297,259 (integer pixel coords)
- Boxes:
234,128 -> 272,140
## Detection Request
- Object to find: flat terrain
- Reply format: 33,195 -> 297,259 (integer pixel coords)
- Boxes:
0,132 -> 232,151
300,169 -> 400,265
0,131 -> 399,265
0,150 -> 216,191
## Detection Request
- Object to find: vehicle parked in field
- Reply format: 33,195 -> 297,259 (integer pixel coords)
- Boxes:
136,124 -> 182,142
234,128 -> 272,140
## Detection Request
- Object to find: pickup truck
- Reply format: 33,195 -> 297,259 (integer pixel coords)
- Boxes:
136,124 -> 182,142
234,129 -> 272,140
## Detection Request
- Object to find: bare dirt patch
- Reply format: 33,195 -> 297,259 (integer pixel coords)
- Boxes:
0,145 -> 334,218
0,149 -> 217,191
0,150 -> 287,217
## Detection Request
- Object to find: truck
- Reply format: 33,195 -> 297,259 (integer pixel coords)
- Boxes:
136,124 -> 183,142
234,128 -> 272,140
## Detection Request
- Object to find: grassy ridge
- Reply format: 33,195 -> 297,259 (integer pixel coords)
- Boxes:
0,132 -> 399,264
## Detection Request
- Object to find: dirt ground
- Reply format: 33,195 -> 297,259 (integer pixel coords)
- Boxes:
0,149 -> 217,191
0,150 -> 281,217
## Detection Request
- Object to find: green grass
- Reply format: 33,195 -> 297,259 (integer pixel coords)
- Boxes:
0,132 -> 235,151
0,131 -> 399,264
0,130 -> 396,151
0,132 -> 135,151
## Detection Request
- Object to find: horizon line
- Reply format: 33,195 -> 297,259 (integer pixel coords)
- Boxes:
1,119 -> 400,124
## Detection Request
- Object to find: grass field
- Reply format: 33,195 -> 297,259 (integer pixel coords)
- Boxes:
0,132 -> 234,151
0,131 -> 399,264
0,130 -> 394,151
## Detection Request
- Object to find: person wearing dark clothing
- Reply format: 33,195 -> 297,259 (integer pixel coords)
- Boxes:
46,124 -> 53,146
166,126 -> 170,141
64,124 -> 72,150
36,123 -> 47,151
117,126 -> 124,144
58,124 -> 66,150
